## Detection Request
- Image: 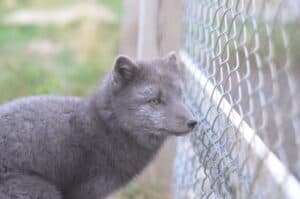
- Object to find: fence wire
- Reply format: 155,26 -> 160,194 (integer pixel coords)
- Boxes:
174,0 -> 300,198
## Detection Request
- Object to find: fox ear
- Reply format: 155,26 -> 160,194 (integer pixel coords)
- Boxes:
113,55 -> 138,83
164,51 -> 177,63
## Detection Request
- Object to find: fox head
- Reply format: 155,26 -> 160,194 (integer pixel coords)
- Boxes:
97,52 -> 197,136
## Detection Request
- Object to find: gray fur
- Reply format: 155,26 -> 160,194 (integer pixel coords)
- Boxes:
0,53 -> 196,199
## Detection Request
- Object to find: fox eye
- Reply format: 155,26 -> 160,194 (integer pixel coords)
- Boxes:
148,98 -> 161,105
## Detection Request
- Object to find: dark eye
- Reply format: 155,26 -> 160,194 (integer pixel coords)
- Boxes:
148,98 -> 161,105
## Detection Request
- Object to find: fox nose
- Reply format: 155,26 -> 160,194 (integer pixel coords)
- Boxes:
187,120 -> 198,129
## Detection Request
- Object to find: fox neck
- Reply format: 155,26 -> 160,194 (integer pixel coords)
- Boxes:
87,96 -> 167,183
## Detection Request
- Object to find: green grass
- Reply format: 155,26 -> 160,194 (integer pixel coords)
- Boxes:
0,1 -> 122,103
100,0 -> 123,18
0,61 -> 55,98
114,182 -> 170,199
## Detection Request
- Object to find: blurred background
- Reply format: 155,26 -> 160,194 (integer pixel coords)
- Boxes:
0,0 -> 180,198
0,0 -> 121,101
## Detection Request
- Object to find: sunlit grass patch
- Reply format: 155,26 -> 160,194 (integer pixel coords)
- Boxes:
113,181 -> 170,199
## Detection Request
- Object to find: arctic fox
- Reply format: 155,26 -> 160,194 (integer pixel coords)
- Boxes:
0,52 -> 197,199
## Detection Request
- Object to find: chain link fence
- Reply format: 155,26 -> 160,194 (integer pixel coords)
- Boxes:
174,0 -> 300,198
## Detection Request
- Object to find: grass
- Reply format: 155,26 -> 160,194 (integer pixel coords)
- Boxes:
114,182 -> 169,199
100,0 -> 123,18
0,0 -> 122,103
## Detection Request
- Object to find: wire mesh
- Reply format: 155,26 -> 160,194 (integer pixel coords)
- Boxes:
174,0 -> 300,198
